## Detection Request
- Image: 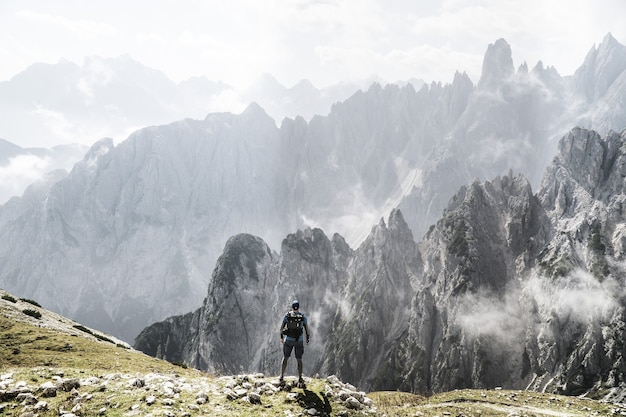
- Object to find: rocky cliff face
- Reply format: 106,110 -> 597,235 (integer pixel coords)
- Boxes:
137,128 -> 626,401
2,36 -> 626,346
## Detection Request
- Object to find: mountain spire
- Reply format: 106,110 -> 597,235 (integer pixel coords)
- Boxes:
478,38 -> 514,89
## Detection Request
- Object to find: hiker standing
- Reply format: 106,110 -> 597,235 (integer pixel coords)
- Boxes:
279,299 -> 310,387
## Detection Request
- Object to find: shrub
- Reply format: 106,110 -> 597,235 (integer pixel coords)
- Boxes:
22,309 -> 42,319
73,324 -> 115,344
172,362 -> 188,369
93,333 -> 115,344
20,298 -> 42,307
73,324 -> 94,335
2,294 -> 17,303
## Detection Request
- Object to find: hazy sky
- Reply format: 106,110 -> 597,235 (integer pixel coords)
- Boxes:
1,0 -> 625,88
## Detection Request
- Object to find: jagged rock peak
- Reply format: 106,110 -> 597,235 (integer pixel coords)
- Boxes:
574,32 -> 626,100
242,101 -> 268,116
76,137 -> 113,170
281,227 -> 334,266
451,71 -> 474,93
84,137 -> 113,159
558,128 -> 624,190
211,233 -> 273,288
539,128 -> 626,213
518,61 -> 529,74
478,38 -> 514,89
388,208 -> 414,242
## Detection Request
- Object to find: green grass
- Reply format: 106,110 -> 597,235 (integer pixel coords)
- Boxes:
0,294 -> 369,416
369,388 -> 626,416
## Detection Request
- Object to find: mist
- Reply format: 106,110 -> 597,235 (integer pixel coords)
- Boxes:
456,268 -> 620,348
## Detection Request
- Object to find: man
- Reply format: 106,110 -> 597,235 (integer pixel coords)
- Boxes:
279,299 -> 310,387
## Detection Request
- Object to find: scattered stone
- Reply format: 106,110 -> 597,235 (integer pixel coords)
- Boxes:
39,381 -> 57,398
285,392 -> 299,402
0,368 -> 379,416
345,396 -> 362,410
81,376 -> 101,386
34,400 -> 48,411
57,378 -> 80,392
129,377 -> 145,388
0,389 -> 19,402
223,388 -> 237,401
16,393 -> 38,405
196,391 -> 209,404
248,392 -> 262,404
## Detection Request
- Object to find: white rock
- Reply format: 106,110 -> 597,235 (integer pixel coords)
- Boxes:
248,392 -> 262,404
285,392 -> 299,403
34,401 -> 49,411
346,396 -> 362,410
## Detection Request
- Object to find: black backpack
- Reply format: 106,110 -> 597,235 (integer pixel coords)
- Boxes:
283,311 -> 304,338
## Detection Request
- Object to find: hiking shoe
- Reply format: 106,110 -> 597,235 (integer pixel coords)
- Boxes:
297,378 -> 306,388
278,377 -> 285,387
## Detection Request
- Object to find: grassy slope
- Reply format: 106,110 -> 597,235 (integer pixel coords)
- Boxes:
2,290 -> 625,417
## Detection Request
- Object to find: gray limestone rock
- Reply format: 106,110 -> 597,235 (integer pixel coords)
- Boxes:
136,128 -> 626,402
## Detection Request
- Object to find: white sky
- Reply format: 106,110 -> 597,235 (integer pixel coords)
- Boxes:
1,0 -> 625,89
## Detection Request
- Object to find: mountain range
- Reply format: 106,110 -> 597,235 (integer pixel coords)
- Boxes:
136,127 -> 626,400
0,33 -> 625,356
0,55 -> 376,205
0,55 -> 379,149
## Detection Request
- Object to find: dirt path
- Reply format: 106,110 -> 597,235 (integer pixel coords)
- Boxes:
421,400 -> 587,417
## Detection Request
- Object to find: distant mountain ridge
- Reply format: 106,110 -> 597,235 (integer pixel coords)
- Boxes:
0,35 -> 625,345
0,55 -> 373,148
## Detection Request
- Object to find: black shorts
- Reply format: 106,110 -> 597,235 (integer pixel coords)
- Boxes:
283,340 -> 304,359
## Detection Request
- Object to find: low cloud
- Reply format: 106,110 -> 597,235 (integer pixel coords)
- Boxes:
523,270 -> 619,323
456,287 -> 525,342
0,154 -> 52,203
456,269 -> 620,345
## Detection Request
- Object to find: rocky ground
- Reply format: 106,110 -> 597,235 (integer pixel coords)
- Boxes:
0,370 -> 375,417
